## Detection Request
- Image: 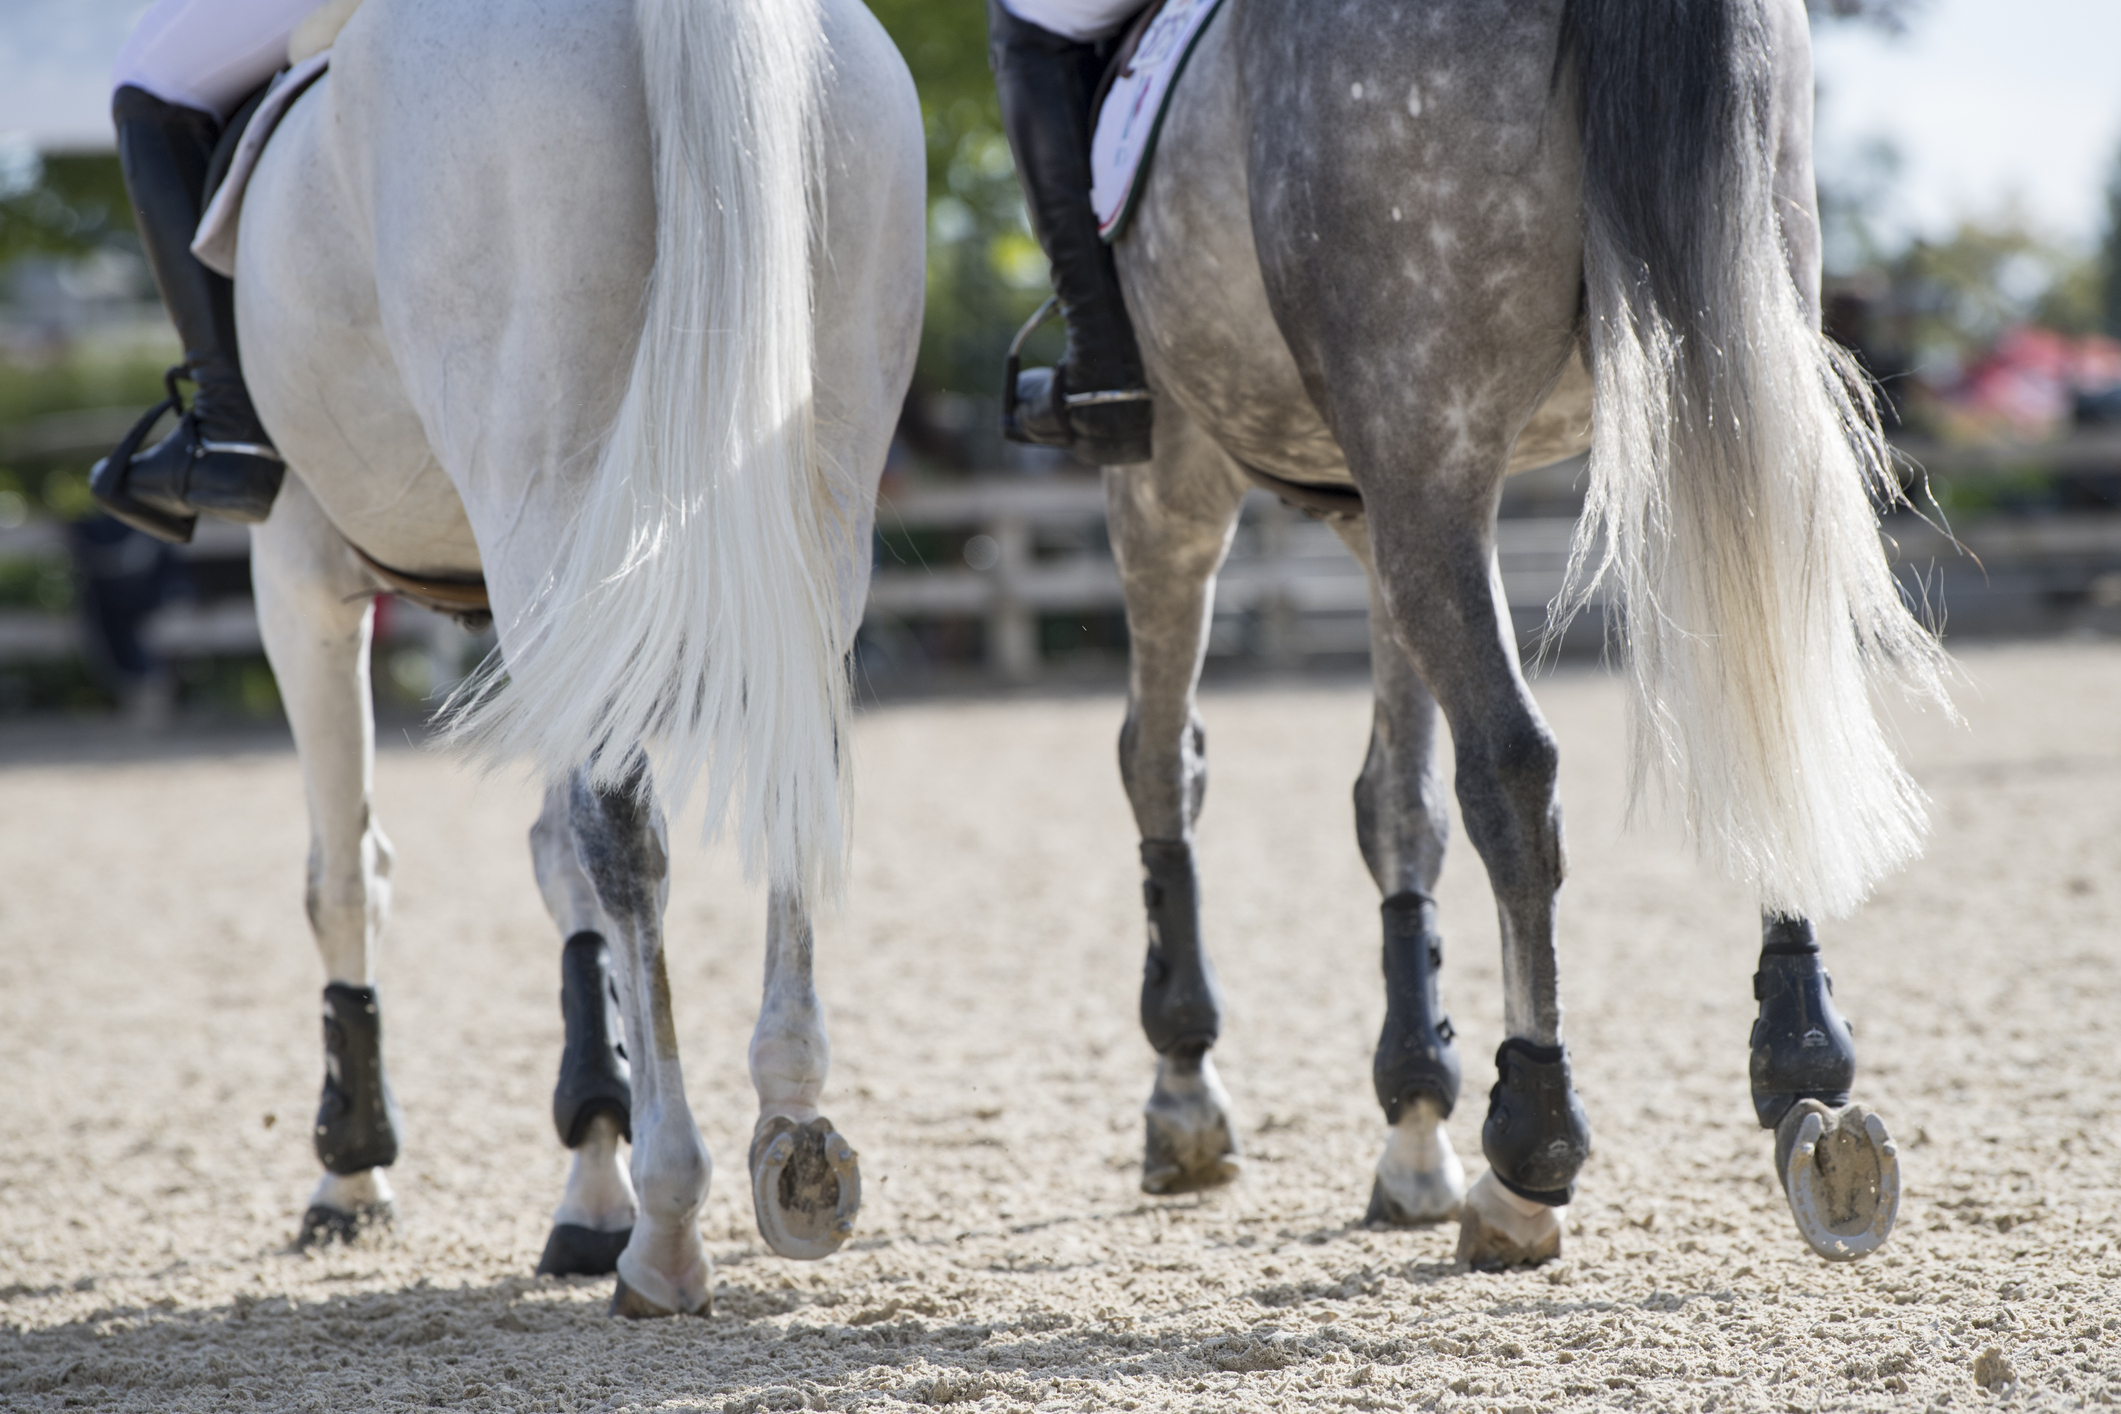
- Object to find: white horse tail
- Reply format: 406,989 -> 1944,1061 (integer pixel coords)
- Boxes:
448,0 -> 850,903
1551,0 -> 1952,919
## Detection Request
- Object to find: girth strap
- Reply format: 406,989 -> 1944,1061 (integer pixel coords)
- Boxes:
1238,462 -> 1365,520
348,542 -> 491,620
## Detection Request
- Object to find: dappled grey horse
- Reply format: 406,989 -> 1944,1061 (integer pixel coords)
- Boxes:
1100,0 -> 1946,1264
228,0 -> 923,1314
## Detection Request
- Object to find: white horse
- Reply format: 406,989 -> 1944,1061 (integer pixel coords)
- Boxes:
231,0 -> 922,1315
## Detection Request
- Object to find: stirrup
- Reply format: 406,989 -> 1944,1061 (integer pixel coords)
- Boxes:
1001,296 -> 1063,444
89,365 -> 194,544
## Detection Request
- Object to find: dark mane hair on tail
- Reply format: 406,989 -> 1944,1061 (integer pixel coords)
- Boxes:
1556,0 -> 1772,339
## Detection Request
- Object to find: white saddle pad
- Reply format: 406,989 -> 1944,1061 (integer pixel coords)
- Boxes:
191,49 -> 332,279
1089,0 -> 1225,243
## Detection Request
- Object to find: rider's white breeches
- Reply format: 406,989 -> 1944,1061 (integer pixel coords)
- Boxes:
1000,0 -> 1147,43
111,0 -> 327,122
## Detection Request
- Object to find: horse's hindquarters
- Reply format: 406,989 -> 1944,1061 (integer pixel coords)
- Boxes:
1117,13 -> 1348,489
235,74 -> 481,580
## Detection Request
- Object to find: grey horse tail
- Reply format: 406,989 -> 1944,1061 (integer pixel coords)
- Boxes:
1555,0 -> 1772,344
1549,0 -> 1953,920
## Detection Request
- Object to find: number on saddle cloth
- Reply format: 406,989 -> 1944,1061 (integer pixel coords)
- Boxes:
1084,0 -> 1227,241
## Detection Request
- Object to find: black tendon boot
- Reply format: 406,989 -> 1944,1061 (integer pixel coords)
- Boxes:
92,86 -> 283,544
315,983 -> 403,1174
1749,915 -> 1856,1130
988,1 -> 1154,465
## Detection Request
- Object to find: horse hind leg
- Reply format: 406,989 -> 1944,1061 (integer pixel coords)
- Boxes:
252,478 -> 402,1247
529,783 -> 639,1276
746,888 -> 860,1260
561,769 -> 713,1317
1752,915 -> 1900,1261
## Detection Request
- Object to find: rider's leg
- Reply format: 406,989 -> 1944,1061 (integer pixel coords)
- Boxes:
988,0 -> 1154,465
94,0 -> 323,539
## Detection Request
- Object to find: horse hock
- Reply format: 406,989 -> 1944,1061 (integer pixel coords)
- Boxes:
301,983 -> 402,1246
538,932 -> 636,1277
1456,1040 -> 1590,1269
1366,892 -> 1466,1225
749,1115 -> 861,1261
1752,917 -> 1899,1260
1138,839 -> 1241,1193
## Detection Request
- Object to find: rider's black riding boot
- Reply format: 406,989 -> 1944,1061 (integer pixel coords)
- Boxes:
988,1 -> 1154,466
93,86 -> 283,544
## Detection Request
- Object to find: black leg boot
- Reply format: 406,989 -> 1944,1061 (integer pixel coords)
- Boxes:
988,1 -> 1154,466
91,85 -> 284,545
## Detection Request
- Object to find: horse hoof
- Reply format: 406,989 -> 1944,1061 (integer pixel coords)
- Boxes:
1366,1103 -> 1466,1226
1454,1170 -> 1561,1270
297,1200 -> 392,1249
1776,1099 -> 1899,1262
536,1223 -> 633,1277
1365,1169 -> 1463,1226
750,1115 -> 860,1260
609,1273 -> 710,1319
1142,1110 -> 1242,1195
1141,1054 -> 1242,1195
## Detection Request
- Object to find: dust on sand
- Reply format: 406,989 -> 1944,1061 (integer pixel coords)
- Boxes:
2,641 -> 2118,1412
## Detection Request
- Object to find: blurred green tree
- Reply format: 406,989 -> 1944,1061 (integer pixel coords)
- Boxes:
868,0 -> 1051,461
0,149 -> 135,266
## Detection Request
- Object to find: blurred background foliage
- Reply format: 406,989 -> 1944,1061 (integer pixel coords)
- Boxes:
867,0 -> 1054,470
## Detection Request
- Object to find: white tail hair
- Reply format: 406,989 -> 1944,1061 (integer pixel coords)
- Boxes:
446,0 -> 852,905
1553,0 -> 1953,920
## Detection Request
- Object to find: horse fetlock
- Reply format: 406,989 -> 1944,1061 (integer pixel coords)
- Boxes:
1750,948 -> 1856,1130
1138,839 -> 1222,1055
1367,1097 -> 1466,1226
554,932 -> 633,1147
631,1123 -> 712,1231
1142,1052 -> 1241,1195
1455,1169 -> 1563,1270
748,1033 -> 828,1122
1480,1038 -> 1591,1206
750,1114 -> 861,1260
315,983 -> 402,1174
552,1112 -> 636,1233
1374,892 -> 1461,1123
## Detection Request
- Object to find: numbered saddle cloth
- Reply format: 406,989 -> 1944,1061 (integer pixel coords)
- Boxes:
1090,0 -> 1226,243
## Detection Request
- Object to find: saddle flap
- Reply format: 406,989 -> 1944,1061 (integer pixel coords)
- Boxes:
1089,0 -> 1226,243
191,49 -> 333,278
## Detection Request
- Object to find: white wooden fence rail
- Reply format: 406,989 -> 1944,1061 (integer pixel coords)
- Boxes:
3,473 -> 2120,680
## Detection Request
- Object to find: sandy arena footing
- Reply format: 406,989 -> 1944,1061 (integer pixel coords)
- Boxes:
1,641 -> 2117,1411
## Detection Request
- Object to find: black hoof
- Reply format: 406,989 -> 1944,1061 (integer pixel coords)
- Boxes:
536,1223 -> 633,1277
297,1201 -> 392,1249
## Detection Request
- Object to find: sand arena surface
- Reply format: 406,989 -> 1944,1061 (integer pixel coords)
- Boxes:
1,641 -> 2118,1411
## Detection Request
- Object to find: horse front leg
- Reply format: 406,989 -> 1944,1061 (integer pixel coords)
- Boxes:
1752,914 -> 1901,1260
1331,524 -> 1466,1227
527,783 -> 638,1277
563,769 -> 713,1317
745,887 -> 860,1259
251,478 -> 402,1246
1107,406 -> 1251,1195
